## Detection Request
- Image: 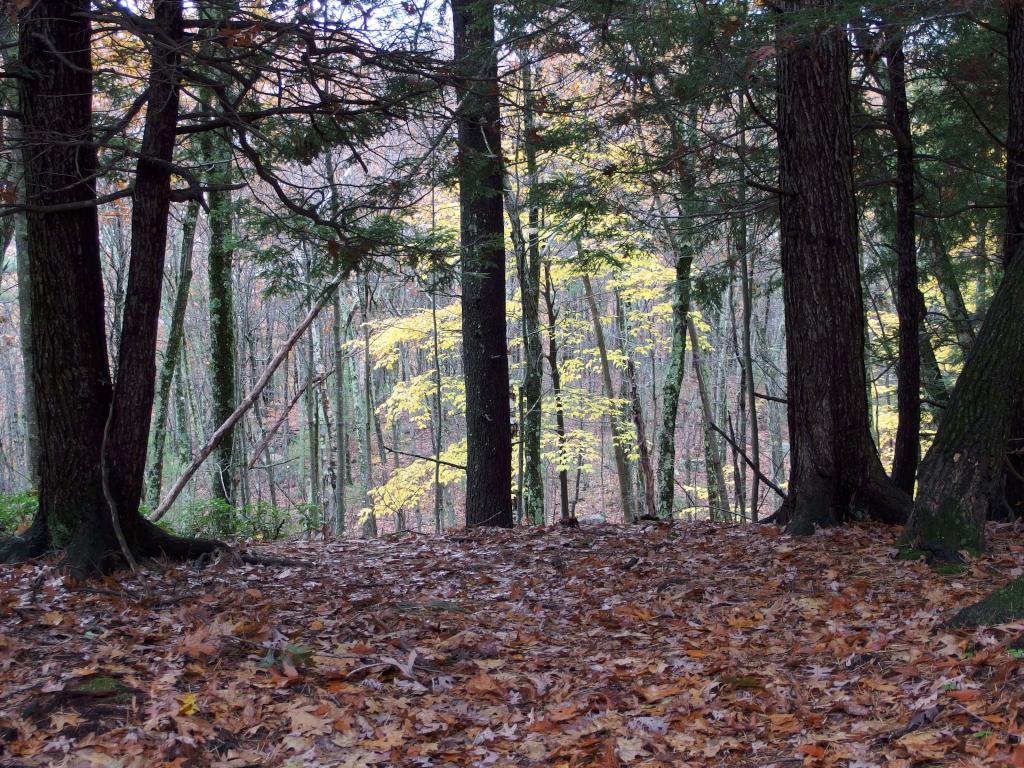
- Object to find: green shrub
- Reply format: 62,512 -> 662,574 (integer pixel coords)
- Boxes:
0,491 -> 37,536
173,498 -> 295,541
177,498 -> 237,538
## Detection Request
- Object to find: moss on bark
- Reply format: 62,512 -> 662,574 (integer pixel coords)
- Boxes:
947,576 -> 1024,627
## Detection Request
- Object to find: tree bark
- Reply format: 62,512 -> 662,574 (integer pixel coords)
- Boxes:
199,0 -> 238,510
887,33 -> 922,496
902,244 -> 1024,557
582,273 -> 636,523
543,263 -> 572,525
146,200 -> 199,508
519,53 -> 544,527
452,0 -> 512,527
1003,0 -> 1024,518
688,318 -> 730,521
1,0 -> 220,575
656,244 -> 692,519
776,0 -> 910,534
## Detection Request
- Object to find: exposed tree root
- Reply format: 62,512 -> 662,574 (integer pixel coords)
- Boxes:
946,575 -> 1024,627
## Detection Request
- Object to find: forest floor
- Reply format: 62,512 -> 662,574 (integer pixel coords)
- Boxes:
1,521 -> 1024,767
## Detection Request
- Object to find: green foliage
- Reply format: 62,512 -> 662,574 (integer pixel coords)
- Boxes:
173,499 -> 293,541
0,491 -> 37,536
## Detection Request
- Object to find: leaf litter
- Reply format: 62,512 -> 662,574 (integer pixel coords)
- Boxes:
2,521 -> 1024,766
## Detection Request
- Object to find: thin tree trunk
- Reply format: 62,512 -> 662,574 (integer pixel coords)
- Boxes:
199,0 -> 238,509
518,51 -> 544,526
618,292 -> 656,518
582,271 -> 636,523
655,242 -> 692,519
886,33 -> 922,496
146,200 -> 198,508
333,287 -> 347,534
927,221 -> 975,356
543,262 -> 572,524
688,318 -> 730,521
735,116 -> 760,520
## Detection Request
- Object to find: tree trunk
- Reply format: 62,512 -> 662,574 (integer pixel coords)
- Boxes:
1003,0 -> 1024,518
902,2 -> 1024,557
518,53 -> 544,527
618,293 -> 656,518
688,318 -> 730,521
1,0 -> 219,574
776,0 -> 910,534
333,287 -> 347,534
146,200 -> 199,508
452,0 -> 512,527
0,21 -> 39,487
582,273 -> 636,523
735,120 -> 760,521
902,246 -> 1024,557
656,244 -> 692,519
543,263 -> 572,525
199,0 -> 237,510
887,34 -> 922,496
927,221 -> 976,356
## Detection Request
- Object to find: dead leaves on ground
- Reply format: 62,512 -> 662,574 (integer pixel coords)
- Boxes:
2,521 -> 1024,766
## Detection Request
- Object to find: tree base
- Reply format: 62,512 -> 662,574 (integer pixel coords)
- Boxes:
1,514 -> 224,579
946,575 -> 1024,627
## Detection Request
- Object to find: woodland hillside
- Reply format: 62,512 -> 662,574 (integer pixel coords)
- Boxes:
1,0 -> 1024,764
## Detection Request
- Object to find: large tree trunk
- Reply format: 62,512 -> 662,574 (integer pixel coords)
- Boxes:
901,226 -> 1024,556
1004,0 -> 1024,518
903,3 -> 1024,559
887,34 -> 922,496
2,0 -> 111,566
1,0 -> 218,575
776,0 -> 910,534
106,0 -> 188,541
452,0 -> 512,528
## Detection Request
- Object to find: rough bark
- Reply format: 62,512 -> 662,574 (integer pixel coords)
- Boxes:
199,0 -> 238,509
902,248 -> 1024,555
452,0 -> 512,527
776,0 -> 910,534
0,0 -> 221,575
1004,0 -> 1024,518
